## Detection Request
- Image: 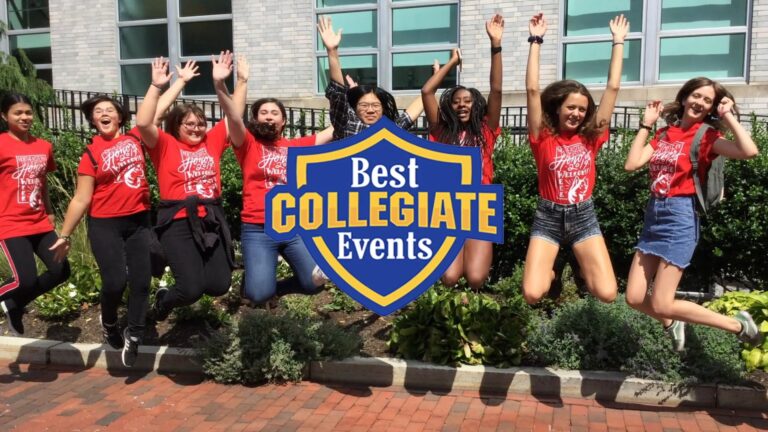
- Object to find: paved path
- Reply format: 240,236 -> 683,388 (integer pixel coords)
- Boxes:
1,361 -> 766,431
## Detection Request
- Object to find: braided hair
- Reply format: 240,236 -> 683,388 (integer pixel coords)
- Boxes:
436,86 -> 488,148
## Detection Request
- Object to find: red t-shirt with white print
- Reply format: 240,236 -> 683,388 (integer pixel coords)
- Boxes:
0,133 -> 56,240
529,128 -> 610,205
78,127 -> 150,218
146,121 -> 230,219
648,122 -> 721,197
429,121 -> 501,185
234,131 -> 316,224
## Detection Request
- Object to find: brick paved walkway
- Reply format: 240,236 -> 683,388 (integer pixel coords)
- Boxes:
1,361 -> 766,431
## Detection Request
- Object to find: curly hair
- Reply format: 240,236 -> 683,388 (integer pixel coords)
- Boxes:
435,86 -> 488,148
540,80 -> 601,141
248,97 -> 287,142
661,77 -> 738,132
347,85 -> 399,122
164,103 -> 206,140
80,95 -> 129,129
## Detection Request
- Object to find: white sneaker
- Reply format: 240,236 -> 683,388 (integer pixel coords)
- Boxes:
665,320 -> 686,352
312,265 -> 330,286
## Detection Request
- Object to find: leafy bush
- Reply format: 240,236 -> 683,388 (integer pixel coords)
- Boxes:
526,295 -> 745,383
322,286 -> 360,313
173,294 -> 232,328
389,286 -> 533,367
279,294 -> 317,319
706,290 -> 768,371
200,310 -> 361,384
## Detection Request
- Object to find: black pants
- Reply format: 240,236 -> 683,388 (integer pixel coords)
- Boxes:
88,212 -> 152,339
0,231 -> 71,310
158,219 -> 231,311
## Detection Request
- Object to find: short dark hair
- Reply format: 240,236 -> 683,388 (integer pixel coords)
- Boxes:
1,92 -> 33,115
164,103 -> 206,139
248,97 -> 287,138
80,95 -> 129,129
347,85 -> 399,122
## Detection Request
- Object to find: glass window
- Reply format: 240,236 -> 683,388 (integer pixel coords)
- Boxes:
658,34 -> 746,80
565,0 -> 643,37
317,54 -> 377,91
9,33 -> 51,64
121,64 -> 152,96
179,0 -> 231,17
661,0 -> 747,30
181,61 -> 234,96
36,68 -> 52,84
180,20 -> 233,56
316,11 -> 377,50
563,39 -> 641,83
392,51 -> 456,91
119,25 -> 169,59
392,5 -> 457,46
316,0 -> 376,7
7,0 -> 49,30
117,0 -> 166,21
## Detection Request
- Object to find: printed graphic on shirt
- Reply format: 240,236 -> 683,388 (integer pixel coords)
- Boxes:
12,154 -> 47,209
548,143 -> 592,204
178,147 -> 216,198
649,139 -> 684,196
259,145 -> 289,189
101,139 -> 145,189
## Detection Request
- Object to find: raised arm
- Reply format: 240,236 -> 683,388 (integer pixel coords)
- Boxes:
624,100 -> 661,171
486,14 -> 505,130
314,126 -> 335,145
48,175 -> 95,262
233,54 -> 250,118
594,15 -> 629,131
712,97 -> 759,160
526,13 -> 546,140
137,57 -> 173,149
212,50 -> 246,148
154,60 -> 199,126
318,16 -> 344,86
421,49 -> 461,131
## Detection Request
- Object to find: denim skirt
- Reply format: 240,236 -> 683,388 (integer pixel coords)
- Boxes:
636,196 -> 699,269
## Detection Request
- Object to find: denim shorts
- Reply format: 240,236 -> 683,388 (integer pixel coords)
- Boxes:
530,197 -> 603,247
636,196 -> 699,269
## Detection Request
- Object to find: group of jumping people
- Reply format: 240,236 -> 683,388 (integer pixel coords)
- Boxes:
0,13 -> 762,368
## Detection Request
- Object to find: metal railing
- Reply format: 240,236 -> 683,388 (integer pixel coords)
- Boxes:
41,89 -> 768,144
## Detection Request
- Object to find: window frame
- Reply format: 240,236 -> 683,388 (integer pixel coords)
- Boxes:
558,0 -> 752,86
116,0 -> 234,97
314,0 -> 460,94
1,0 -> 52,82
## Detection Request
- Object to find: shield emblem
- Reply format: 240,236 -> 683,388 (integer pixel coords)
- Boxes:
266,118 -> 503,315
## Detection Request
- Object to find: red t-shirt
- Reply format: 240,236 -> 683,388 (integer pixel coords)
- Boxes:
78,127 -> 150,218
648,123 -> 721,197
529,128 -> 610,204
145,121 -> 229,219
234,132 -> 316,224
428,121 -> 501,184
0,133 -> 56,240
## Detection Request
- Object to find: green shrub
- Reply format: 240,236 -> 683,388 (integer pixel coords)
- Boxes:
173,295 -> 232,328
706,290 -> 768,371
389,286 -> 533,367
322,286 -> 360,313
279,294 -> 317,319
200,310 -> 361,384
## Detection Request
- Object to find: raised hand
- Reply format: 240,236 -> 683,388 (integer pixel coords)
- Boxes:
317,16 -> 342,51
211,50 -> 233,82
717,96 -> 735,118
48,238 -> 71,263
642,100 -> 663,126
486,14 -> 505,45
236,54 -> 250,82
432,59 -> 440,75
344,74 -> 358,88
175,60 -> 200,83
151,57 -> 173,88
529,13 -> 547,37
609,14 -> 629,43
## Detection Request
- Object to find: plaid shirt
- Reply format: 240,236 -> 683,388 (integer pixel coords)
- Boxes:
325,81 -> 414,141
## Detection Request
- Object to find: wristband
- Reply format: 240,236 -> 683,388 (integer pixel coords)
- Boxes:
638,122 -> 653,132
527,35 -> 543,44
151,83 -> 165,90
491,46 -> 502,54
612,42 -> 624,46
60,235 -> 72,244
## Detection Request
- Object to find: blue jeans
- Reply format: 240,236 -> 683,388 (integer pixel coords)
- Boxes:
241,223 -> 320,303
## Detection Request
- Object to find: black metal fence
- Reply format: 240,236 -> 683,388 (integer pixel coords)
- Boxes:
41,89 -> 768,145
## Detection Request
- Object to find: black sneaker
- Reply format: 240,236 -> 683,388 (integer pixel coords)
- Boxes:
1,300 -> 24,336
152,287 -> 170,322
100,316 -> 124,349
122,328 -> 140,367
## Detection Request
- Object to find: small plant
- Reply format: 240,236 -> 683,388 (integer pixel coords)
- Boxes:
322,286 -> 359,313
173,295 -> 232,328
706,290 -> 768,371
280,294 -> 316,319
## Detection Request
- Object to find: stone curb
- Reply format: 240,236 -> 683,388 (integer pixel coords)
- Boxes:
1,336 -> 766,410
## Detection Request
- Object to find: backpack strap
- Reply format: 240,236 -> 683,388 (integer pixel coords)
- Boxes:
689,123 -> 713,213
83,147 -> 98,172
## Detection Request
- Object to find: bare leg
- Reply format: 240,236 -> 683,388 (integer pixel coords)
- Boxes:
571,235 -> 617,303
522,237 -> 560,304
462,239 -> 493,291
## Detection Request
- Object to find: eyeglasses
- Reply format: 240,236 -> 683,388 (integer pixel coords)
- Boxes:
357,102 -> 383,111
182,122 -> 207,130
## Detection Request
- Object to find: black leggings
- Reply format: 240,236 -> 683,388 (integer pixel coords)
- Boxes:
0,231 -> 71,309
158,219 -> 231,311
88,212 -> 152,339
